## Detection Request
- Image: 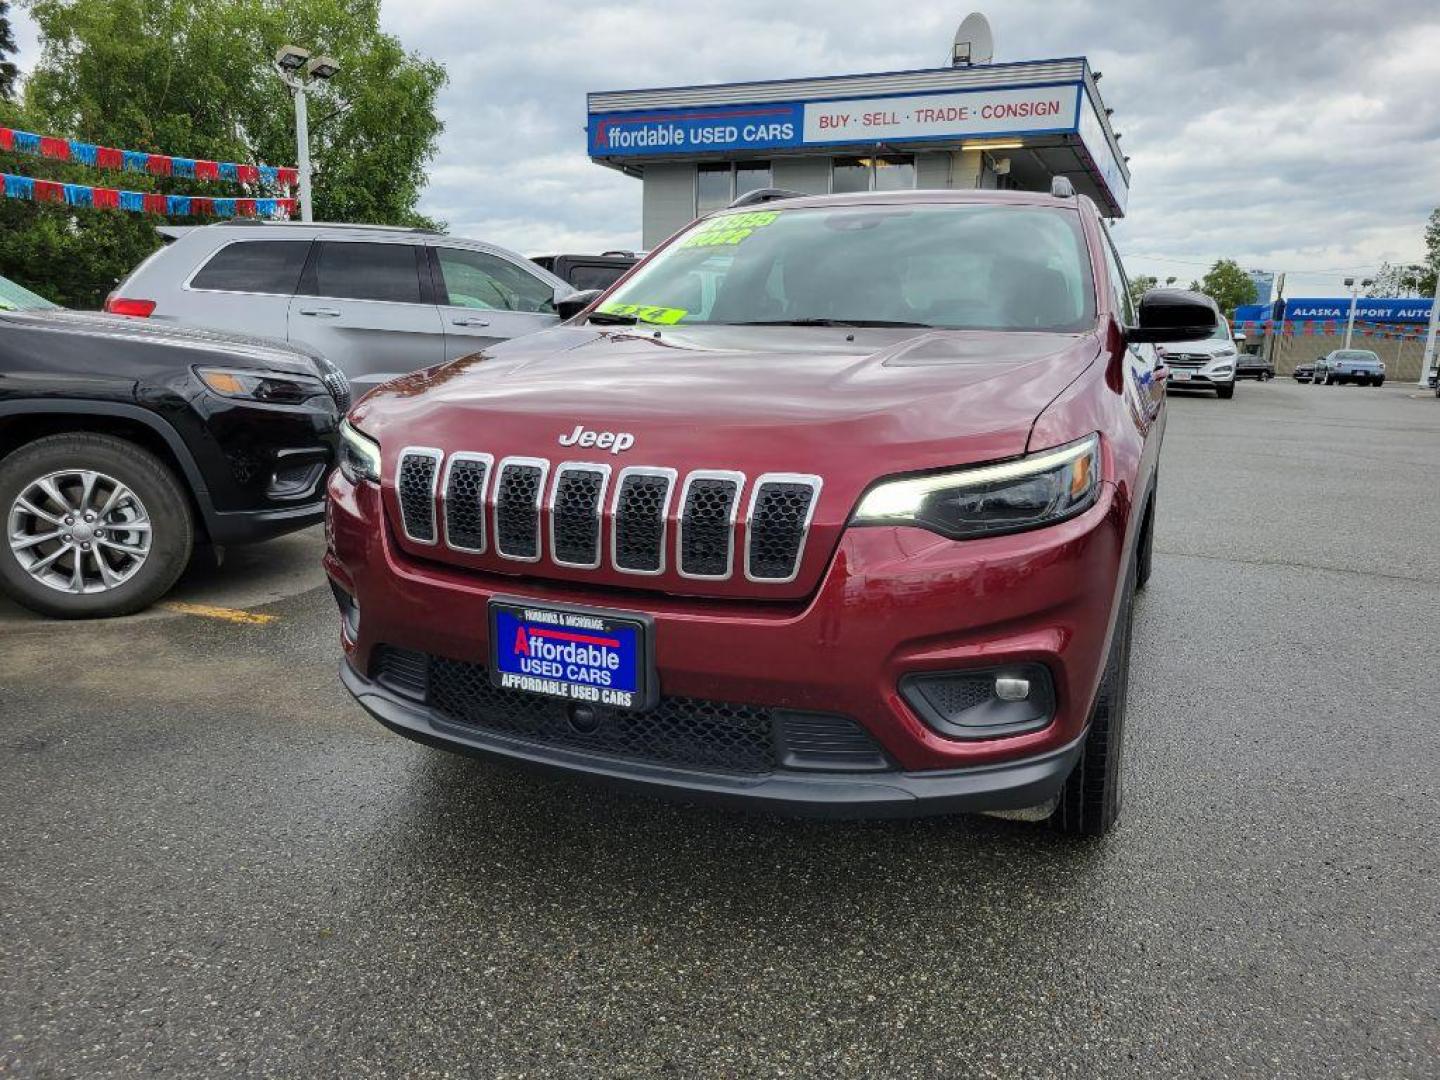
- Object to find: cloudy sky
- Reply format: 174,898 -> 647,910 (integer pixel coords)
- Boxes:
11,1 -> 1440,296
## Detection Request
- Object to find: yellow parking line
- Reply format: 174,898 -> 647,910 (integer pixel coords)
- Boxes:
161,602 -> 279,625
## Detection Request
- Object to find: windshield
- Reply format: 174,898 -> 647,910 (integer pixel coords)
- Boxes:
1334,350 -> 1378,361
596,203 -> 1095,332
1210,319 -> 1233,341
0,275 -> 61,312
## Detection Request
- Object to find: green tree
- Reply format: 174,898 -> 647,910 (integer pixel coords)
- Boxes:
1421,208 -> 1440,297
1127,273 -> 1157,310
0,1 -> 19,100
1195,259 -> 1257,319
0,0 -> 446,307
1365,262 -> 1426,298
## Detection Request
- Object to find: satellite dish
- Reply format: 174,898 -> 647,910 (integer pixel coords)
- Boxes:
952,13 -> 995,66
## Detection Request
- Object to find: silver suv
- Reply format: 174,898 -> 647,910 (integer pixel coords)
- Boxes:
107,222 -> 572,395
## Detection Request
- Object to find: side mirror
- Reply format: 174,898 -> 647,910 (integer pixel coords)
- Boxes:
1127,288 -> 1220,344
555,288 -> 603,321
1234,332 -> 1247,343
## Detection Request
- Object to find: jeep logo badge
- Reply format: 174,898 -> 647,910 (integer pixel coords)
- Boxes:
558,424 -> 635,454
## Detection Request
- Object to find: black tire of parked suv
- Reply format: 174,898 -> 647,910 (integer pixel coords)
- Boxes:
1373,377 -> 1384,387
0,433 -> 194,619
1216,381 -> 1235,399
1135,486 -> 1155,592
1048,558 -> 1134,838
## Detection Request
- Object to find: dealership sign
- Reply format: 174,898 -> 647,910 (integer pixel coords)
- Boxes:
1234,298 -> 1435,325
589,81 -> 1128,213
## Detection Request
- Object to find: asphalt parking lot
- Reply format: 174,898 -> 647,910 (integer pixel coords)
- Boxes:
3,379 -> 1438,1079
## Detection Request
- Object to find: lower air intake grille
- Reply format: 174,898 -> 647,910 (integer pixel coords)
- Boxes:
775,713 -> 891,772
373,645 -> 428,700
495,462 -> 544,559
747,477 -> 818,581
443,456 -> 490,552
679,476 -> 739,577
397,451 -> 439,543
551,467 -> 605,567
429,656 -> 776,774
613,471 -> 672,573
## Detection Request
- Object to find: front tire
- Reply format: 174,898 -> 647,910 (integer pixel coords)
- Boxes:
1049,560 -> 1135,838
0,433 -> 194,618
1135,485 -> 1155,591
1216,381 -> 1235,399
1374,377 -> 1384,387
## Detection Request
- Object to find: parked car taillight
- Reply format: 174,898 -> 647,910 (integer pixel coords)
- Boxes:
103,295 -> 156,317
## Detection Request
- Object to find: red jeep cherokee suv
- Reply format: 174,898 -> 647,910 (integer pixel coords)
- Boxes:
324,189 -> 1214,836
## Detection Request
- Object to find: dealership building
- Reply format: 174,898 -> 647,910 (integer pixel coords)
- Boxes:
587,55 -> 1129,247
1235,297 -> 1437,382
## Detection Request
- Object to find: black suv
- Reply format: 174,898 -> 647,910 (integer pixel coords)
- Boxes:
0,273 -> 343,618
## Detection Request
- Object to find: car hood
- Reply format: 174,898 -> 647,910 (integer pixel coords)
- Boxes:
1,308 -> 326,376
354,324 -> 1101,601
357,324 -> 1099,471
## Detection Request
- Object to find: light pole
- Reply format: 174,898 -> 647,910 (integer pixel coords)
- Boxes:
1342,276 -> 1372,349
273,45 -> 341,223
1419,273 -> 1439,388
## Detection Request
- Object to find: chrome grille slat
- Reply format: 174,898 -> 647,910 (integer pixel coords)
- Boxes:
745,474 -> 822,583
611,467 -> 676,575
493,457 -> 549,562
549,463 -> 610,569
678,471 -> 744,580
396,447 -> 442,545
442,453 -> 493,553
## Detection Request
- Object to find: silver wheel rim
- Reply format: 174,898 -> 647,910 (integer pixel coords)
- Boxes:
7,469 -> 153,595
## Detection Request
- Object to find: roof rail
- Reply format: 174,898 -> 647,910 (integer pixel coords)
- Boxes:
216,220 -> 443,234
727,188 -> 809,209
1049,176 -> 1076,199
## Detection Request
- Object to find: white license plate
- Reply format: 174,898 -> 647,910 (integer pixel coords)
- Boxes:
1170,371 -> 1191,382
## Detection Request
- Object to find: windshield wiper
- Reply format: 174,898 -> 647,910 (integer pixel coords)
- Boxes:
728,318 -> 937,329
585,310 -> 640,325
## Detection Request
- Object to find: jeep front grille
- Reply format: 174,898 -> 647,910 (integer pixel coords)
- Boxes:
612,468 -> 676,575
678,472 -> 742,579
442,453 -> 492,553
396,448 -> 442,544
550,464 -> 609,568
494,458 -> 548,561
746,475 -> 822,582
398,452 -> 821,585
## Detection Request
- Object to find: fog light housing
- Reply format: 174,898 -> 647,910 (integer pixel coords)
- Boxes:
329,580 -> 360,641
900,663 -> 1055,740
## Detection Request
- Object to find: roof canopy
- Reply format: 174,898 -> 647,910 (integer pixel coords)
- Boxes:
587,58 -> 1129,217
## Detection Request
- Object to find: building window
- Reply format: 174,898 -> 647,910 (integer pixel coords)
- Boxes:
831,155 -> 916,193
696,161 -> 772,214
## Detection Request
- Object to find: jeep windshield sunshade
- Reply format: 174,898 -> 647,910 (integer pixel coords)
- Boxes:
597,203 -> 1096,332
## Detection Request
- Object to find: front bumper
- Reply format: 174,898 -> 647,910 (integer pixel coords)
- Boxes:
1166,368 -> 1235,388
325,471 -> 1126,812
341,660 -> 1085,818
206,499 -> 326,545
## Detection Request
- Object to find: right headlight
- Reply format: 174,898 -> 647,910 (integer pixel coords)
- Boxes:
338,419 -> 381,485
852,433 -> 1101,540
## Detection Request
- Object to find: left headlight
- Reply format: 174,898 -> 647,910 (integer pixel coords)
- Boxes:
338,419 -> 381,484
852,433 -> 1101,540
196,366 -> 329,406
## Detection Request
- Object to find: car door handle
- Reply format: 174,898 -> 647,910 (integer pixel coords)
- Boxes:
451,317 -> 491,327
298,307 -> 341,318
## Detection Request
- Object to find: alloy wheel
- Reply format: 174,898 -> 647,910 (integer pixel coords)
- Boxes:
6,469 -> 153,595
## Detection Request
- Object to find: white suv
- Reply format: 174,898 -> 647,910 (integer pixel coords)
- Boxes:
1157,307 -> 1239,399
105,222 -> 574,397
